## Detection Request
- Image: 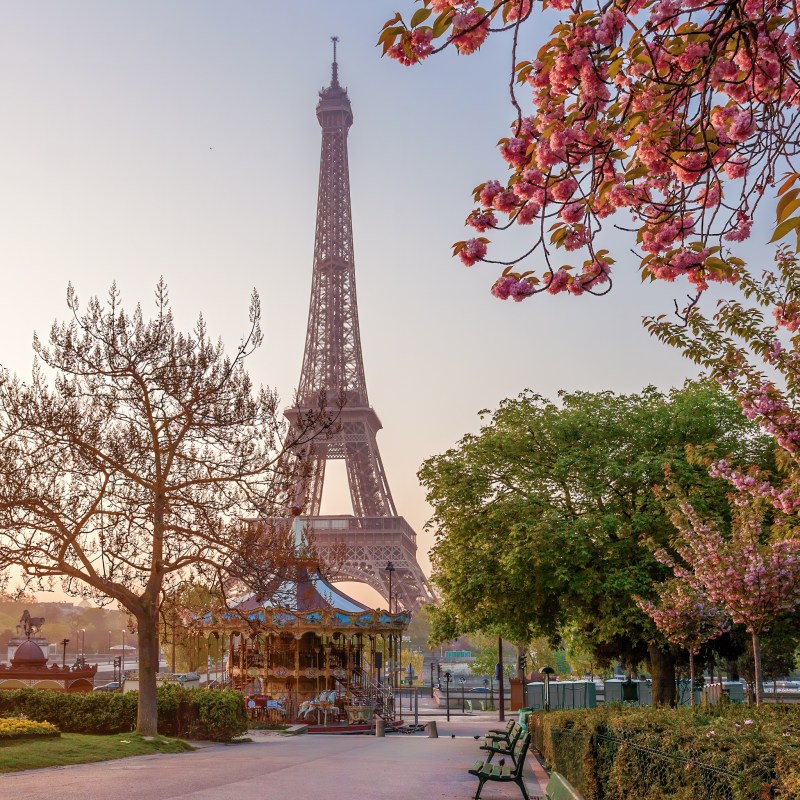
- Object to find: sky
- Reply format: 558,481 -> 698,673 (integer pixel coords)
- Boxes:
0,1 -> 771,607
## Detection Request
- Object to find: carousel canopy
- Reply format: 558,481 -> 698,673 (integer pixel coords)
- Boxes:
235,567 -> 368,614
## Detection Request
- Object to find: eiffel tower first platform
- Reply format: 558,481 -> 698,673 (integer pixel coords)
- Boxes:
283,42 -> 434,612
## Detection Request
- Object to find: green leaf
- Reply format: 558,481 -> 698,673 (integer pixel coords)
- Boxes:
432,9 -> 454,38
776,188 -> 800,223
778,172 -> 800,196
769,216 -> 800,243
410,7 -> 432,27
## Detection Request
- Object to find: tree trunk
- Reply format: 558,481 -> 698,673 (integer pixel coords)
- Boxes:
136,608 -> 161,735
648,644 -> 676,706
752,632 -> 763,707
689,652 -> 695,708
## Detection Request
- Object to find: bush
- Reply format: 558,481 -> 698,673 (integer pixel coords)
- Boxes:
0,689 -> 137,735
528,705 -> 800,800
188,689 -> 249,742
0,687 -> 247,742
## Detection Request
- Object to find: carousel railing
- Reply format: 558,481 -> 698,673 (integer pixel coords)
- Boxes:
333,667 -> 397,724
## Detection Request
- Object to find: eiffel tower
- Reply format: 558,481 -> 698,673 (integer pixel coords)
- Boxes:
284,40 -> 434,612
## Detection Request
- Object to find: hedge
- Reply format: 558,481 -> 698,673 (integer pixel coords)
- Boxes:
0,686 -> 247,742
528,705 -> 800,800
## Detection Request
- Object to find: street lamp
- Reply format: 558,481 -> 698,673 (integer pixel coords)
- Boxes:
61,638 -> 70,668
541,665 -> 556,712
384,562 -> 395,613
121,630 -> 126,677
80,629 -> 86,665
108,630 -> 112,659
444,671 -> 452,722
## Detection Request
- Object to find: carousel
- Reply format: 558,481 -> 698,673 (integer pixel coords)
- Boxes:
195,514 -> 410,728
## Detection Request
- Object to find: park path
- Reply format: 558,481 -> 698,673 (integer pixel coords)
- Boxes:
0,714 -> 548,800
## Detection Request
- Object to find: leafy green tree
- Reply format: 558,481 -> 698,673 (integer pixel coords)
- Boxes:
420,380 -> 772,704
469,647 -> 515,680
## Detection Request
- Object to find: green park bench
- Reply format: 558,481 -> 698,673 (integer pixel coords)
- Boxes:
469,732 -> 532,800
470,721 -> 584,800
485,719 -> 518,743
479,721 -> 525,765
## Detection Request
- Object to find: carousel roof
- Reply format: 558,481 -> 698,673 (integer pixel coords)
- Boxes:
234,567 -> 368,614
200,516 -> 407,631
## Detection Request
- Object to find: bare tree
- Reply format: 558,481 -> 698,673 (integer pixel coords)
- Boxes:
0,281 -> 326,735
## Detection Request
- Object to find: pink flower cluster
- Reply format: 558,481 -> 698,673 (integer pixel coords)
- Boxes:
381,0 -> 800,299
636,579 -> 729,654
458,238 -> 488,266
491,275 -> 535,301
451,9 -> 489,55
663,503 -> 800,635
711,460 -> 800,514
738,383 -> 800,454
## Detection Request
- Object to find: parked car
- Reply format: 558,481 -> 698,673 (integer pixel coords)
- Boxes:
469,687 -> 491,693
94,681 -> 121,692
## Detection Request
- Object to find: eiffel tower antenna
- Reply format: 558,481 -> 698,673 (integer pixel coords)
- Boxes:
331,36 -> 339,86
283,55 -> 434,612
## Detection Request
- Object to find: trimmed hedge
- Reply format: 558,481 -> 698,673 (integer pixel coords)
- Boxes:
528,705 -> 800,800
0,687 -> 247,742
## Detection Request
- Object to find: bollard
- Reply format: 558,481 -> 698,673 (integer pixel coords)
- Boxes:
375,718 -> 386,737
427,720 -> 438,738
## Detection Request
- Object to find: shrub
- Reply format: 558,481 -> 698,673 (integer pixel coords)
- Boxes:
0,687 -> 247,741
0,689 -> 137,735
187,690 -> 248,742
528,705 -> 800,800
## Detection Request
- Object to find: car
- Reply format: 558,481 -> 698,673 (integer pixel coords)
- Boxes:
469,687 -> 491,693
93,681 -> 121,692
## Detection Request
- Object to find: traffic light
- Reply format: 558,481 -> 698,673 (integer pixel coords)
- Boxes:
518,653 -> 527,674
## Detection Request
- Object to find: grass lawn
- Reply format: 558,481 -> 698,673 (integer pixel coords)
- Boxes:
0,732 -> 193,773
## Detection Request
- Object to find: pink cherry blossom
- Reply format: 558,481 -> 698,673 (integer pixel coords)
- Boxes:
381,0 -> 800,300
458,238 -> 488,266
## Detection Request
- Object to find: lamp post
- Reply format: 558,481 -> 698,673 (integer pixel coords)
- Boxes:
384,561 -> 395,613
80,629 -> 86,665
108,631 -> 112,661
61,638 -> 70,668
497,635 -> 505,722
541,665 -> 555,712
444,671 -> 452,722
460,676 -> 466,714
171,606 -> 177,673
430,661 -> 435,698
121,630 -> 126,677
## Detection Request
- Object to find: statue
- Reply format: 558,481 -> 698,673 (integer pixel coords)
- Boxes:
16,610 -> 45,640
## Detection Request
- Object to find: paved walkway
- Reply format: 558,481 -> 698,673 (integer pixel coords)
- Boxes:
0,713 -> 549,800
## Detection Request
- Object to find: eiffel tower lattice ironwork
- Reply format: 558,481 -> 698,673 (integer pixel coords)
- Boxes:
284,42 -> 434,612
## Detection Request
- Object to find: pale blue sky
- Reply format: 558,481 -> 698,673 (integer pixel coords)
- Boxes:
0,2 -> 769,605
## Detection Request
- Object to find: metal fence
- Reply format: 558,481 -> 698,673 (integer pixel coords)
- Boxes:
532,726 -> 773,800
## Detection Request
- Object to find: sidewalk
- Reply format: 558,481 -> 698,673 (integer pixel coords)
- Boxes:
0,711 -> 549,800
